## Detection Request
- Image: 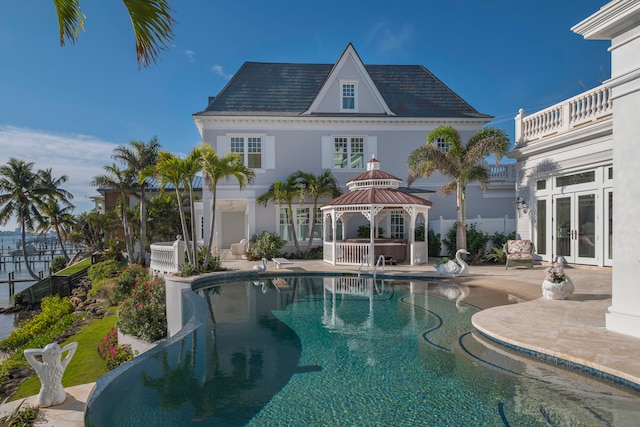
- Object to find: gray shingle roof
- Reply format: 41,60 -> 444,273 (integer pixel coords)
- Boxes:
195,62 -> 491,119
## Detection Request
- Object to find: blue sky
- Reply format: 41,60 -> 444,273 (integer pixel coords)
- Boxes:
0,1 -> 611,230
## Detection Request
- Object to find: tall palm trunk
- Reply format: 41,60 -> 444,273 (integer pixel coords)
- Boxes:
53,223 -> 69,261
203,188 -> 217,268
174,190 -> 193,265
121,204 -> 134,263
287,202 -> 300,256
139,187 -> 147,266
20,222 -> 39,280
456,182 -> 467,253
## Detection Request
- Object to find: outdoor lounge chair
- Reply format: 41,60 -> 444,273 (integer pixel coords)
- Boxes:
230,239 -> 247,256
504,239 -> 535,269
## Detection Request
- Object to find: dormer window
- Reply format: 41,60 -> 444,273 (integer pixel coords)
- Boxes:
341,81 -> 356,111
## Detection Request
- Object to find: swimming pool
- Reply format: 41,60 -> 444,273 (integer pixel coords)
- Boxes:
85,274 -> 640,426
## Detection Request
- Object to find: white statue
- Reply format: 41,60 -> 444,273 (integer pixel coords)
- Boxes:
24,342 -> 78,407
541,261 -> 574,300
434,249 -> 470,277
252,258 -> 268,272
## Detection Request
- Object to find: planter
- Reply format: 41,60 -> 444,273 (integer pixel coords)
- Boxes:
117,330 -> 158,356
542,278 -> 574,300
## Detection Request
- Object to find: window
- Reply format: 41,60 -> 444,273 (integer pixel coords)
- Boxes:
230,136 -> 262,168
341,82 -> 356,111
390,214 -> 404,238
334,137 -> 364,169
556,171 -> 595,187
435,137 -> 449,152
279,207 -> 323,242
536,180 -> 546,190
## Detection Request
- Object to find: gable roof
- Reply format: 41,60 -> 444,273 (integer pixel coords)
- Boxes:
194,45 -> 492,120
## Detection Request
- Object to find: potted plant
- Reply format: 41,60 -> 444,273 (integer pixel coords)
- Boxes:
542,261 -> 574,300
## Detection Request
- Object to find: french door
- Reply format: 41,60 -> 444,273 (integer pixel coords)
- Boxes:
553,192 -> 597,264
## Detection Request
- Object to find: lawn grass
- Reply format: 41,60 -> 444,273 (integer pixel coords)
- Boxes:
56,257 -> 92,275
12,309 -> 117,400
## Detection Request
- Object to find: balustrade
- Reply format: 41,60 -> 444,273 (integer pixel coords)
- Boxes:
516,86 -> 612,145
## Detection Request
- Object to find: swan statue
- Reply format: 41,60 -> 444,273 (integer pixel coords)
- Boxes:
253,258 -> 268,272
433,249 -> 470,277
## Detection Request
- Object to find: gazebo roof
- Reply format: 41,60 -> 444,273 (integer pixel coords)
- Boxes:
322,156 -> 432,208
322,187 -> 432,207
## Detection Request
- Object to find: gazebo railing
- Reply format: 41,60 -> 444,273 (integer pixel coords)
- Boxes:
335,242 -> 370,265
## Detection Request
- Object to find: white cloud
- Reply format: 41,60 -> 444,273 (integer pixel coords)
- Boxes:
366,22 -> 415,58
210,65 -> 233,80
185,49 -> 196,62
0,125 -> 119,231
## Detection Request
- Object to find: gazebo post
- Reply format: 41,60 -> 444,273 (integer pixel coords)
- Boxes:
369,205 -> 375,267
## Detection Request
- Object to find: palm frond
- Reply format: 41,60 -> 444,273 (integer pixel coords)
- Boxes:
122,0 -> 177,68
53,0 -> 86,46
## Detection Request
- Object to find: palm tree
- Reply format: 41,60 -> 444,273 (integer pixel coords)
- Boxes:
257,173 -> 306,257
200,144 -> 255,269
113,137 -> 161,266
407,125 -> 509,253
292,170 -> 342,252
53,0 -> 177,68
36,169 -> 75,261
154,150 -> 201,265
0,159 -> 49,280
92,164 -> 136,262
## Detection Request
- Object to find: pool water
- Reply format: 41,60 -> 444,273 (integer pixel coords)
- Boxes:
85,276 -> 640,426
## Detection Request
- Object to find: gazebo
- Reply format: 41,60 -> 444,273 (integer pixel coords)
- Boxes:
321,156 -> 432,266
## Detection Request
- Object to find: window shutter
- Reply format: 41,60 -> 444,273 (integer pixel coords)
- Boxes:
264,136 -> 275,169
216,135 -> 228,153
322,136 -> 333,169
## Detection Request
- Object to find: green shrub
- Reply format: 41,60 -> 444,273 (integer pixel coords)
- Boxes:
490,231 -> 516,249
198,249 -> 222,272
442,223 -> 490,261
98,327 -> 135,370
117,277 -> 167,343
427,227 -> 442,257
246,231 -> 286,261
111,264 -> 150,305
0,296 -> 74,354
50,256 -> 67,274
88,259 -> 123,283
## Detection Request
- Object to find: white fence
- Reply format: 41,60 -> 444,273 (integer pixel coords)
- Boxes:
149,238 -> 186,276
428,215 -> 516,256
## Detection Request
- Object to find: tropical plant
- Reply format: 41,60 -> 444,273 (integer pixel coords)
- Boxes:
246,231 -> 286,260
36,168 -> 75,261
407,125 -> 509,253
0,159 -> 49,280
200,144 -> 255,269
427,227 -> 442,258
111,264 -> 151,305
50,256 -> 68,273
91,164 -> 136,262
72,211 -> 117,251
154,150 -> 201,265
292,170 -> 342,252
117,276 -> 167,343
52,0 -> 177,68
484,245 -> 507,264
112,137 -> 161,266
257,173 -> 306,256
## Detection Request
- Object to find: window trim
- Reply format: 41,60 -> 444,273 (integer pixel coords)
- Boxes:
229,134 -> 264,169
333,136 -> 365,169
340,80 -> 357,112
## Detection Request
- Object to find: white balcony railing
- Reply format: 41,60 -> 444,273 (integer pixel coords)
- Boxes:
150,238 -> 185,276
515,85 -> 612,146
